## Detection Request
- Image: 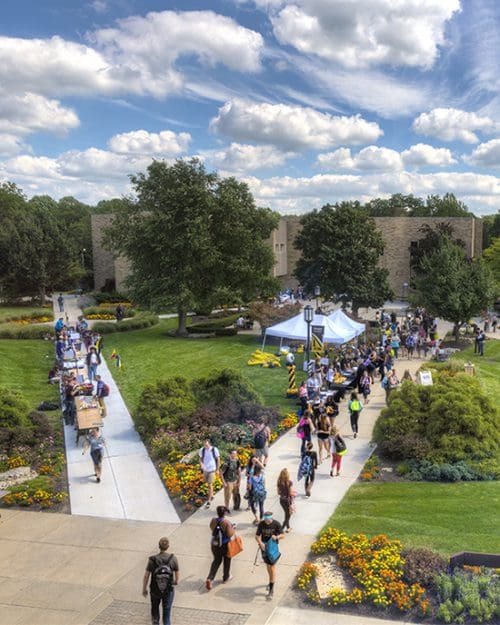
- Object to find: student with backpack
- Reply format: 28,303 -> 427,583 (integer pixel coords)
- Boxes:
329,427 -> 347,476
205,506 -> 235,591
199,440 -> 220,508
255,511 -> 285,599
248,465 -> 267,524
298,441 -> 318,497
95,375 -> 109,418
296,408 -> 315,455
143,536 -> 179,625
253,421 -> 271,466
347,392 -> 363,438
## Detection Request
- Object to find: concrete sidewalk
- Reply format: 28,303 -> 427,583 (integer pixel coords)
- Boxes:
53,294 -> 180,523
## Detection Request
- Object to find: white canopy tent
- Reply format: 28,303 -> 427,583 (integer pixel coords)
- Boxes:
328,309 -> 365,338
262,312 -> 355,351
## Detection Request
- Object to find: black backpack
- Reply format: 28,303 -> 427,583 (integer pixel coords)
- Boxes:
254,429 -> 267,449
152,554 -> 175,595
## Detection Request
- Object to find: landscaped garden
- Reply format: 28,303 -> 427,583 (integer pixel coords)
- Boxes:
0,340 -> 66,510
296,342 -> 500,623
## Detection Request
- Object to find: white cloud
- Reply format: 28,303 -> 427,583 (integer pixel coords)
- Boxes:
0,11 -> 264,103
59,148 -> 151,179
206,142 -> 294,172
413,108 -> 496,143
108,129 -> 191,156
0,134 -> 30,157
4,155 -> 64,179
210,99 -> 382,149
401,143 -> 456,167
90,0 -> 108,13
0,91 -> 79,136
317,146 -> 403,172
269,0 -> 460,69
465,139 -> 500,167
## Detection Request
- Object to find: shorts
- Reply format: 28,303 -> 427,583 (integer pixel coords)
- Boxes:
317,433 -> 329,440
256,447 -> 269,459
204,471 -> 215,484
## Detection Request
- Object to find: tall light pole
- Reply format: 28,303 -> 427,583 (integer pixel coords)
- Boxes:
80,248 -> 86,268
314,285 -> 321,313
304,304 -> 313,373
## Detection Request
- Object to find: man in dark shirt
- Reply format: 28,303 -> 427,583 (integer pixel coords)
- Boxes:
143,537 -> 179,625
255,511 -> 285,599
220,449 -> 241,510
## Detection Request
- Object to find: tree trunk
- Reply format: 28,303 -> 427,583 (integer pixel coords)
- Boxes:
453,322 -> 462,343
177,310 -> 188,336
39,288 -> 46,306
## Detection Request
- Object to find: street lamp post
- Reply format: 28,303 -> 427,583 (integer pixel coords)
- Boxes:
314,285 -> 321,313
303,304 -> 313,373
80,248 -> 86,269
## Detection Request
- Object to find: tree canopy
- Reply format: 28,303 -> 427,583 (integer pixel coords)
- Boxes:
411,236 -> 493,335
103,159 -> 279,333
294,202 -> 393,315
365,192 -> 472,217
483,237 -> 500,297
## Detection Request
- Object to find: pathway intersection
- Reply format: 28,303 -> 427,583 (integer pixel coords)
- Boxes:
0,300 -> 487,625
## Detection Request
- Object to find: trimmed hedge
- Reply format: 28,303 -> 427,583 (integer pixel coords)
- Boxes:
82,306 -> 136,318
91,291 -> 131,304
187,313 -> 240,334
0,323 -> 54,339
0,308 -> 54,324
91,313 -> 159,334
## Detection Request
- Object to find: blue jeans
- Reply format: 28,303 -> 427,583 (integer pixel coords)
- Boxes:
150,589 -> 174,625
88,364 -> 98,381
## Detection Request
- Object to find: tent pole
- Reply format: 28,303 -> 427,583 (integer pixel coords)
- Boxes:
261,331 -> 266,351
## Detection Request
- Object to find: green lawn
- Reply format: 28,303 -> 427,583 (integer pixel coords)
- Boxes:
0,306 -> 53,323
451,339 -> 500,404
325,481 -> 500,556
101,319 -> 302,415
0,339 -> 58,408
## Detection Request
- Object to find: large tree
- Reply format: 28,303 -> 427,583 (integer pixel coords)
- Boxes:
294,202 -> 393,316
103,158 -> 279,334
412,237 -> 493,339
483,237 -> 500,297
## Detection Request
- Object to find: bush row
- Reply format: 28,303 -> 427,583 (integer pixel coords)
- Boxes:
82,306 -> 137,318
187,313 -> 240,333
90,291 -> 131,304
186,326 -> 237,336
91,313 -> 159,334
0,323 -> 53,339
0,308 -> 54,323
397,458 -> 499,481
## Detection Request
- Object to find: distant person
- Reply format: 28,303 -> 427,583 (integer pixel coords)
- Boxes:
253,421 -> 271,466
143,537 -> 179,625
57,293 -> 64,312
347,392 -> 363,438
249,464 -> 267,524
55,317 -> 65,333
298,441 -> 317,497
199,440 -> 220,508
82,428 -> 105,483
255,511 -> 285,600
329,427 -> 347,477
115,304 -> 124,321
477,330 -> 485,356
86,346 -> 101,382
95,374 -> 109,418
276,468 -> 295,533
205,505 -> 235,591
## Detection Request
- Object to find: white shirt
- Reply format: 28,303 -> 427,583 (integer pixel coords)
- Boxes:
199,446 -> 219,472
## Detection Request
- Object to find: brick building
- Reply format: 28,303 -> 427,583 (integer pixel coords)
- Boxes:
92,214 -> 482,297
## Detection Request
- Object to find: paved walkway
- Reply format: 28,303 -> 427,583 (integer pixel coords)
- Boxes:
53,294 -> 180,523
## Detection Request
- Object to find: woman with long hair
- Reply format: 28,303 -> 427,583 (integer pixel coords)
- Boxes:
276,468 -> 295,533
315,411 -> 331,463
249,464 -> 267,525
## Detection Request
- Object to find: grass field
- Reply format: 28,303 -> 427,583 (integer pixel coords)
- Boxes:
325,481 -> 500,556
451,338 -> 500,405
102,319 -> 301,415
0,339 -> 58,409
0,306 -> 53,323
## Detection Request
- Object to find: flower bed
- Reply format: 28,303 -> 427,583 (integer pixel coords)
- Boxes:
299,529 -> 431,617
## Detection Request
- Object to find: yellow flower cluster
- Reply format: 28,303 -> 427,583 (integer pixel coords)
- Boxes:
7,455 -> 28,469
3,489 -> 66,508
296,561 -> 319,589
87,313 -> 115,319
308,528 -> 429,614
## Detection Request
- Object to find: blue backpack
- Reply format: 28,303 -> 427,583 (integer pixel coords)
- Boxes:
297,454 -> 313,481
265,537 -> 281,564
250,475 -> 267,502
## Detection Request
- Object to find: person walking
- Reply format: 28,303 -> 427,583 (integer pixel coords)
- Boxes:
297,408 -> 315,456
477,329 -> 485,356
82,428 -> 106,483
253,420 -> 271,466
95,374 -> 108,418
248,464 -> 267,525
277,468 -> 295,533
315,411 -> 331,463
86,346 -> 101,382
360,370 -> 371,404
199,440 -> 220,508
298,441 -> 318,497
329,427 -> 347,477
347,392 -> 363,438
205,506 -> 235,591
57,293 -> 64,312
220,449 -> 241,511
255,511 -> 285,600
143,537 -> 179,625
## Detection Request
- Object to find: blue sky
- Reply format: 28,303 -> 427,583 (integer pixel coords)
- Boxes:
1,0 -> 500,214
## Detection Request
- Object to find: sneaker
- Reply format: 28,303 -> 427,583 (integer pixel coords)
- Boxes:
354,432 -> 357,438
223,575 -> 233,584
329,470 -> 333,477
267,588 -> 274,599
205,500 -> 211,508
205,579 -> 212,591
96,477 -> 100,483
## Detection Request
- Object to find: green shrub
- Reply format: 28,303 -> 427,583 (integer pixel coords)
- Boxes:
0,388 -> 30,428
215,328 -> 238,336
0,308 -> 54,323
92,291 -> 130,304
373,371 -> 499,465
188,313 -> 239,332
91,314 -> 158,334
403,548 -> 446,588
192,368 -> 261,407
0,323 -> 54,339
436,569 -> 500,624
135,377 -> 197,438
83,306 -> 136,318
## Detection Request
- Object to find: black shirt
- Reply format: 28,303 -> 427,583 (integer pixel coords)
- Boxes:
256,519 -> 282,543
146,551 -> 179,593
